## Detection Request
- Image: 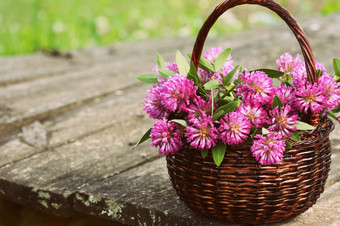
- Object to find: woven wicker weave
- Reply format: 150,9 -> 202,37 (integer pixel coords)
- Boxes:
167,118 -> 334,224
166,0 -> 335,224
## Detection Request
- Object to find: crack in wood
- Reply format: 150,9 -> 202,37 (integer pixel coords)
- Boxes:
0,67 -> 80,88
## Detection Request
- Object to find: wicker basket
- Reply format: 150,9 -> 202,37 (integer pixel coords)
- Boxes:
166,0 -> 335,224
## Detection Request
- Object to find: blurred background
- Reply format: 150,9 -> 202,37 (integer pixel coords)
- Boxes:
0,0 -> 340,56
0,0 -> 340,225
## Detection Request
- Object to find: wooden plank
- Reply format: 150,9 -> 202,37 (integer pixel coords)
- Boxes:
0,82 -> 160,216
0,60 -> 148,136
43,84 -> 151,148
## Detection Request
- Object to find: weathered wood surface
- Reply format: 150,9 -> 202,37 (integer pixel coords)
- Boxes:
0,12 -> 340,225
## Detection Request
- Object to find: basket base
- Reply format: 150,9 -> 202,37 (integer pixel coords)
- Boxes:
166,118 -> 334,224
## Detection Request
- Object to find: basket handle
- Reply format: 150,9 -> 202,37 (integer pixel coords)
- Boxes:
191,0 -> 317,84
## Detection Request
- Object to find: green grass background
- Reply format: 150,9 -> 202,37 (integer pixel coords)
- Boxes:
0,0 -> 339,56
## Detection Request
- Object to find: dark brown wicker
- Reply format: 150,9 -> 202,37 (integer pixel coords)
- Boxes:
166,0 -> 335,224
167,118 -> 334,224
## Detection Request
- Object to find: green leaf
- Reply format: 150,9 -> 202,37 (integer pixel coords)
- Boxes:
200,58 -> 215,72
197,86 -> 209,98
170,119 -> 187,127
188,63 -> 208,98
187,53 -> 214,73
296,121 -> 316,130
285,140 -> 292,149
316,69 -> 323,78
272,95 -> 284,109
233,75 -> 242,86
212,143 -> 226,167
327,110 -> 338,121
176,50 -> 189,75
137,73 -> 159,83
203,80 -> 223,90
188,63 -> 200,84
252,69 -> 284,78
290,131 -> 301,142
285,80 -> 294,87
335,74 -> 340,82
333,58 -> 340,76
213,100 -> 241,120
217,85 -> 236,103
132,128 -> 151,149
262,128 -> 270,135
223,65 -> 240,86
332,105 -> 340,113
212,110 -> 225,121
157,53 -> 166,69
250,128 -> 258,139
214,48 -> 231,72
159,69 -> 176,80
201,150 -> 208,159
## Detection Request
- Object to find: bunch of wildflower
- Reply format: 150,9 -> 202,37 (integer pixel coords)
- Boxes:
137,48 -> 340,167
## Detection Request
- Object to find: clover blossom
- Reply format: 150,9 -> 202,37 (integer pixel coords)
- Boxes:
235,70 -> 274,106
150,119 -> 183,155
219,112 -> 251,145
317,74 -> 340,110
185,114 -> 219,150
186,96 -> 212,119
251,132 -> 286,165
165,62 -> 179,73
237,104 -> 268,128
143,85 -> 170,119
276,53 -> 305,83
161,73 -> 198,112
295,82 -> 327,114
268,105 -> 298,138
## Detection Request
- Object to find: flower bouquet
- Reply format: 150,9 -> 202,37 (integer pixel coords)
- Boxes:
134,0 -> 340,224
